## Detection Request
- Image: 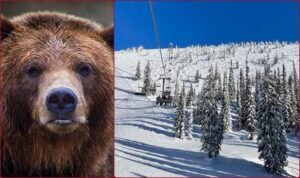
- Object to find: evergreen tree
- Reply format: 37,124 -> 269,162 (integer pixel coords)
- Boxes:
217,73 -> 223,101
135,60 -> 141,79
142,61 -> 152,95
207,54 -> 211,61
228,59 -> 236,102
282,89 -> 292,132
195,69 -> 200,83
273,70 -> 277,82
277,67 -> 281,85
244,60 -> 256,139
275,68 -> 282,95
289,83 -> 299,136
273,53 -> 279,65
201,66 -> 223,158
223,71 -> 228,95
255,70 -> 261,123
281,64 -> 291,131
288,74 -> 293,91
151,82 -> 156,95
182,82 -> 186,98
174,86 -> 186,139
214,63 -> 219,81
245,95 -> 256,140
186,83 -> 194,107
220,76 -> 231,132
195,91 -> 205,125
292,61 -> 298,104
239,68 -> 246,129
236,80 -> 242,130
282,64 -> 287,96
173,80 -> 180,106
187,107 -> 194,140
257,65 -> 288,174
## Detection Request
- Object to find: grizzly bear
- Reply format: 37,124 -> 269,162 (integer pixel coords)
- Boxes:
1,12 -> 114,176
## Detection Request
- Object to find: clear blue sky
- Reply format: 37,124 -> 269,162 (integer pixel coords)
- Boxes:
115,1 -> 299,50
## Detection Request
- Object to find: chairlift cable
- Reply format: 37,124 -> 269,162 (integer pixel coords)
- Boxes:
115,67 -> 136,77
149,1 -> 166,75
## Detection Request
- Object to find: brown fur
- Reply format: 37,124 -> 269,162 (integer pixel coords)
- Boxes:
1,12 -> 114,176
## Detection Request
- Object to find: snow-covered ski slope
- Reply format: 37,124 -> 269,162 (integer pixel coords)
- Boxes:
115,42 -> 299,177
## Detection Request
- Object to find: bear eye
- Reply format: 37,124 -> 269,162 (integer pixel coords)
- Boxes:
27,66 -> 41,78
78,64 -> 91,77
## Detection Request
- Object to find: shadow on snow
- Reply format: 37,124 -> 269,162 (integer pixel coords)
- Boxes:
116,138 -> 272,177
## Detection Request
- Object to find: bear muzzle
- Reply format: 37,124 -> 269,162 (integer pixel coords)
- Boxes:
46,87 -> 77,114
45,87 -> 83,126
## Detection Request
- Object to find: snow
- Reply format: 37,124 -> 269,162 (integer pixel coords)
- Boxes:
115,42 -> 299,177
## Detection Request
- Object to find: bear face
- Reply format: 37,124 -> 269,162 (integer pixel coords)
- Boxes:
1,12 -> 114,176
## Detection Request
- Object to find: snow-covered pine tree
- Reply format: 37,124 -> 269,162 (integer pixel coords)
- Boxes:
207,54 -> 211,61
255,70 -> 261,123
223,71 -> 228,95
176,69 -> 180,78
275,68 -> 282,96
239,68 -> 246,129
186,83 -> 194,107
142,61 -> 152,95
277,67 -> 281,84
174,85 -> 186,139
257,64 -> 288,174
288,74 -> 293,91
244,60 -> 256,139
282,64 -> 287,96
273,70 -> 277,82
195,90 -> 206,125
220,75 -> 231,132
201,66 -> 223,158
182,82 -> 186,98
173,80 -> 180,105
135,60 -> 141,79
187,106 -> 194,140
281,64 -> 291,131
214,63 -> 219,81
273,53 -> 279,65
151,82 -> 156,95
217,72 -> 223,101
289,83 -> 299,136
292,61 -> 298,104
282,83 -> 297,135
195,69 -> 200,83
194,92 -> 202,125
245,95 -> 256,140
236,80 -> 242,130
228,59 -> 236,103
189,52 -> 193,63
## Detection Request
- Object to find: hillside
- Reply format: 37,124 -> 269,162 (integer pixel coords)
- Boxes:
115,42 -> 299,177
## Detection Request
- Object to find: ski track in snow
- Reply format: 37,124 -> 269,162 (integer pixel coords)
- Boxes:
115,44 -> 299,177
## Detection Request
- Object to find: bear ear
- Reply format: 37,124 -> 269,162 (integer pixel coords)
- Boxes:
1,15 -> 15,41
99,24 -> 114,49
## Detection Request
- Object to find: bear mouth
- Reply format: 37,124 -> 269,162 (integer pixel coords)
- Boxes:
47,119 -> 76,125
42,116 -> 86,134
46,117 -> 84,126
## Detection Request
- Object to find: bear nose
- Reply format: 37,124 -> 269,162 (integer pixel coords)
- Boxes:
46,88 -> 78,114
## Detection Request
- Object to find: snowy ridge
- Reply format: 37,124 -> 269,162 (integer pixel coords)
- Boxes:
116,42 -> 298,96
